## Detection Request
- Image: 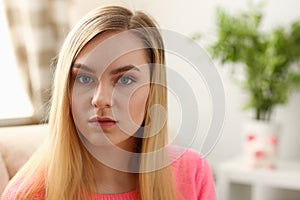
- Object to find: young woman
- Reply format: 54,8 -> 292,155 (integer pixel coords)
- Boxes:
1,6 -> 216,200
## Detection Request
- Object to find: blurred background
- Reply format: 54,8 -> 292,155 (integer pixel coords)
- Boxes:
0,0 -> 300,199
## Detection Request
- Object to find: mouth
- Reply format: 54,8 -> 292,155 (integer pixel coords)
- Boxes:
89,116 -> 117,129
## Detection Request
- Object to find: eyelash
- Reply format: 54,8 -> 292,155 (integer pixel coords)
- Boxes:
73,73 -> 136,86
115,75 -> 136,86
75,74 -> 94,85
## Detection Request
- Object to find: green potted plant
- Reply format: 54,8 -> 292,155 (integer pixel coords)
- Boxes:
207,6 -> 300,168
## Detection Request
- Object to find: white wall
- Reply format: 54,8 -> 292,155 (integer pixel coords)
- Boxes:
71,0 -> 300,166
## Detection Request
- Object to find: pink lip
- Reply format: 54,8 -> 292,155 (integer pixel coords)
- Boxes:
89,116 -> 117,129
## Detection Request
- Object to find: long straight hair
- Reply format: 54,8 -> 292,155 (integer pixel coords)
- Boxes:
1,6 -> 176,200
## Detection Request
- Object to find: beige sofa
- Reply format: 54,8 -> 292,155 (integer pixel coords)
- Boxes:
0,124 -> 48,195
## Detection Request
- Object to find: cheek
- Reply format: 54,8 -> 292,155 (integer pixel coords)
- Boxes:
128,85 -> 150,125
70,91 -> 91,119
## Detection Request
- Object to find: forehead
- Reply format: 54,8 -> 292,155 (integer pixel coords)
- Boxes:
75,31 -> 149,70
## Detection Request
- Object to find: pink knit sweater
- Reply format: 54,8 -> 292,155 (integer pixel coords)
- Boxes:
3,148 -> 216,200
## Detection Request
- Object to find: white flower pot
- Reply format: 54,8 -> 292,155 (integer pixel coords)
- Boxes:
242,119 -> 281,169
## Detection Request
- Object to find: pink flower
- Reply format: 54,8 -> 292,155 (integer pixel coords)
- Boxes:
247,134 -> 256,142
268,136 -> 278,145
254,150 -> 265,159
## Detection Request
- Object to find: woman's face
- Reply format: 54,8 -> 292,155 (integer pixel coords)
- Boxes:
70,31 -> 150,150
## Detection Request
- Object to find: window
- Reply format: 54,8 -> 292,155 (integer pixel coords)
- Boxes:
0,1 -> 33,121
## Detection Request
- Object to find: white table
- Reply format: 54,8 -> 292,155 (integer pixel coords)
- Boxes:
217,158 -> 300,200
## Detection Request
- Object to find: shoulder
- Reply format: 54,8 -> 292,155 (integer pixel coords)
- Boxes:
2,179 -> 44,200
169,146 -> 207,178
169,146 -> 216,200
1,180 -> 21,200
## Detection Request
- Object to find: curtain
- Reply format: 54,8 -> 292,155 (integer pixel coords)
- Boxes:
2,0 -> 73,122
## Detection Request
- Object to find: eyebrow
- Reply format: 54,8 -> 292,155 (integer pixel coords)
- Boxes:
72,63 -> 141,75
72,64 -> 95,73
110,65 -> 141,75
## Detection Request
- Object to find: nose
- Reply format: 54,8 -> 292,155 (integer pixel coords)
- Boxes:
91,82 -> 113,109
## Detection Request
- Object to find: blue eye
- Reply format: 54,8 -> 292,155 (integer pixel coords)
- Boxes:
117,76 -> 135,85
76,74 -> 93,84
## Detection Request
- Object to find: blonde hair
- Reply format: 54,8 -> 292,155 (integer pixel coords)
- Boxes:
2,6 -> 176,200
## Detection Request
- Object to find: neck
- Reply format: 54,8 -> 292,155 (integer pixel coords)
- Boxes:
89,137 -> 139,194
92,157 -> 138,194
